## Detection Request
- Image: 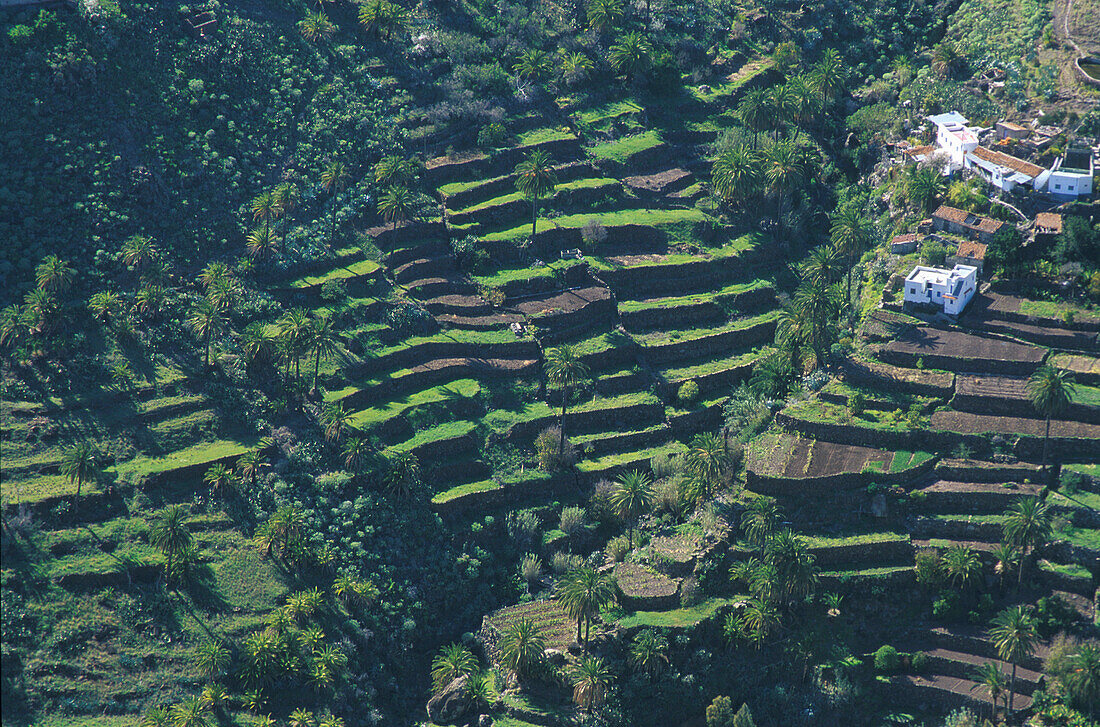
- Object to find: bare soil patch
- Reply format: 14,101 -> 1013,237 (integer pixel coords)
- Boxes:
931,410 -> 1100,438
883,327 -> 1047,372
614,562 -> 680,610
513,286 -> 612,315
623,168 -> 693,194
955,374 -> 1029,400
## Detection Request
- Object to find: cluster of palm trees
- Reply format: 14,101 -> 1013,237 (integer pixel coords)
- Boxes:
726,499 -> 818,647
236,307 -> 340,395
299,0 -> 405,44
1,255 -> 74,356
202,447 -> 266,499
246,184 -> 299,260
374,154 -> 421,234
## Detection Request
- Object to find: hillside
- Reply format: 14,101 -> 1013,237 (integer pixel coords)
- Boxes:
2,1 -> 1100,727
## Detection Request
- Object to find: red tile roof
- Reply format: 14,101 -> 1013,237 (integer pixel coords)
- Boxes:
1034,212 -> 1063,233
932,205 -> 1006,236
969,146 -> 1044,178
956,240 -> 987,261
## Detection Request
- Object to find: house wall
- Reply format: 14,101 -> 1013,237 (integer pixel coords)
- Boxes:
1048,171 -> 1093,197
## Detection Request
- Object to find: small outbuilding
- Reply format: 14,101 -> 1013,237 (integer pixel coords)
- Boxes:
931,205 -> 1006,244
903,264 -> 979,315
890,233 -> 922,254
951,240 -> 988,275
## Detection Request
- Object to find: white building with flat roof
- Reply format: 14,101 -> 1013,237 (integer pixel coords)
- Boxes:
903,264 -> 978,316
927,111 -> 979,170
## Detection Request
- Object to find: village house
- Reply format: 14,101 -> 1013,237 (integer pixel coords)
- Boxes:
931,204 -> 1006,244
927,111 -> 979,170
950,240 -> 988,275
903,264 -> 979,315
1034,211 -> 1064,245
1041,147 -> 1095,199
995,121 -> 1029,140
890,233 -> 922,254
964,146 -> 1045,193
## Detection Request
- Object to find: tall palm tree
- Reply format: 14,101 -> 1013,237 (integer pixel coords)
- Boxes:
931,41 -> 963,79
737,597 -> 781,648
61,441 -> 99,502
321,161 -> 350,246
187,298 -> 226,368
203,463 -> 234,497
271,182 -> 299,247
990,542 -> 1020,587
764,529 -> 818,603
374,155 -> 418,187
763,139 -> 807,222
629,629 -> 669,679
543,345 -> 590,455
240,321 -> 277,369
514,49 -> 553,83
904,165 -> 945,213
358,0 -> 404,40
321,403 -> 352,443
121,234 -> 158,271
942,544 -> 981,589
683,432 -> 730,502
277,308 -> 312,386
568,655 -> 612,712
343,436 -> 370,471
611,470 -> 653,548
135,285 -> 166,319
88,290 -> 123,326
498,617 -> 546,680
737,88 -> 771,148
431,643 -> 478,692
586,0 -> 624,35
384,450 -> 422,498
299,11 -> 336,42
1067,643 -> 1100,718
741,498 -> 781,548
989,606 -> 1038,715
766,83 -> 796,140
561,51 -> 594,86
1002,498 -> 1052,589
251,191 -> 278,235
798,244 -> 843,289
515,151 -> 557,242
235,449 -> 263,489
247,225 -> 279,260
783,279 -> 842,367
150,505 -> 193,561
711,145 -> 760,205
554,566 -> 616,645
258,505 -> 305,560
309,314 -> 341,393
23,288 -> 57,333
0,304 -> 30,350
609,32 -> 652,83
787,74 -> 821,133
812,47 -> 846,104
1026,364 -> 1076,477
35,255 -> 74,294
970,661 -> 1007,723
829,203 -> 874,307
378,184 -> 414,233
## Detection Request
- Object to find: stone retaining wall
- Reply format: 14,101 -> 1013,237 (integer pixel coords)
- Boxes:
808,539 -> 913,568
350,339 -> 540,380
504,401 -> 666,446
839,358 -> 954,398
442,162 -> 595,209
644,318 -> 776,366
423,137 -> 582,187
621,300 -> 726,331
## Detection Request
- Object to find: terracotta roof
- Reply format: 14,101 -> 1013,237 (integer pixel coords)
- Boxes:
904,145 -> 934,158
969,146 -> 1044,178
997,121 -> 1027,131
932,205 -> 1006,235
1035,212 -> 1063,233
956,240 -> 987,261
892,233 -> 921,243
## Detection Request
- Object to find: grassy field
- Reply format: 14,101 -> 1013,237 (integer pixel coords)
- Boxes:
616,596 -> 738,629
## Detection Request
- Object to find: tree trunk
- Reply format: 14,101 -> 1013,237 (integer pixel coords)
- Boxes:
1008,660 -> 1017,715
205,331 -> 211,368
576,615 -> 582,644
329,195 -> 338,247
313,346 -> 321,393
531,197 -> 538,241
1042,415 -> 1051,479
559,386 -> 568,455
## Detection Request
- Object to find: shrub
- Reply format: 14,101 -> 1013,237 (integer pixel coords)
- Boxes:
652,477 -> 685,519
605,535 -> 630,562
651,451 -> 681,479
874,645 -> 900,673
677,380 -> 700,406
910,651 -> 929,673
920,240 -> 946,266
551,551 -> 583,574
680,577 -> 701,607
1060,469 -> 1086,495
581,219 -> 608,247
952,443 -> 973,459
508,510 -> 541,548
559,506 -> 586,537
847,392 -> 866,417
705,695 -> 735,727
915,549 -> 945,587
320,278 -> 348,303
942,708 -> 979,727
535,427 -> 577,471
478,122 -> 506,148
520,553 -> 542,584
588,479 -> 617,525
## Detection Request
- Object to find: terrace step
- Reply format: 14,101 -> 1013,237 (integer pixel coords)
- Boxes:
594,368 -> 652,396
573,424 -> 673,456
639,314 -> 777,366
387,420 -> 479,462
513,286 -> 616,343
384,239 -> 450,269
393,256 -> 455,284
436,312 -> 526,330
620,299 -> 726,332
972,318 -> 1099,352
922,648 -> 1042,693
340,357 -> 539,408
912,480 -> 1042,514
879,327 -> 1047,377
927,626 -> 1048,671
934,458 -> 1042,483
421,294 -> 495,316
439,161 -> 594,209
622,168 -> 695,196
404,276 -> 477,298
912,538 -> 1002,553
658,350 -> 759,395
911,514 -> 1004,543
895,674 -> 1032,712
953,373 -> 1100,423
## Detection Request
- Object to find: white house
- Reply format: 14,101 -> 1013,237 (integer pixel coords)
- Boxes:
903,264 -> 978,316
1037,148 -> 1094,199
927,111 -> 979,170
964,146 -> 1045,192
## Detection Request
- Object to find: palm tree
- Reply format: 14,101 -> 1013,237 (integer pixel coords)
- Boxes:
431,643 -> 479,692
271,182 -> 299,245
611,470 -> 653,547
543,345 -> 590,455
135,285 -> 166,319
1027,364 -> 1076,477
241,322 -> 277,369
683,432 -> 730,502
1002,497 -> 1052,589
309,314 -> 340,393
568,655 -> 612,712
554,566 -> 616,645
737,597 -> 781,647
35,255 -> 74,294
277,308 -> 312,386
203,463 -> 234,497
561,51 -> 594,86
378,184 -> 414,233
609,32 -> 652,83
787,74 -> 821,133
829,203 -> 874,307
498,617 -> 546,680
23,288 -> 57,333
765,529 -> 818,603
942,544 -> 981,589
343,436 -> 370,471
88,290 -> 123,326
948,179 -> 985,212
374,155 -> 418,187
515,150 -> 557,241
738,89 -> 771,148
299,11 -> 336,42
990,542 -> 1020,587
258,505 -> 305,560
783,279 -> 842,368
1066,643 -> 1100,718
121,234 -> 158,270
187,298 -> 226,368
766,83 -> 796,140
141,707 -> 172,727
970,661 -> 1007,722
151,505 -> 193,561
171,698 -> 210,727
321,161 -> 350,246
812,47 -> 846,104
60,441 -> 99,502
989,606 -> 1038,715
358,0 -> 404,40
287,709 -> 315,727
931,41 -> 963,79
586,0 -> 624,35
0,304 -> 30,350
246,225 -> 279,260
384,450 -> 422,498
711,145 -> 760,205
514,49 -> 553,82
251,191 -> 278,234
741,498 -> 780,548
763,139 -> 807,222
235,449 -> 263,489
798,244 -> 843,289
904,165 -> 945,213
321,403 -> 352,443
629,629 -> 669,679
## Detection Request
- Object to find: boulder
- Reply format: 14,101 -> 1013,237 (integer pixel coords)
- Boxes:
426,675 -> 471,725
